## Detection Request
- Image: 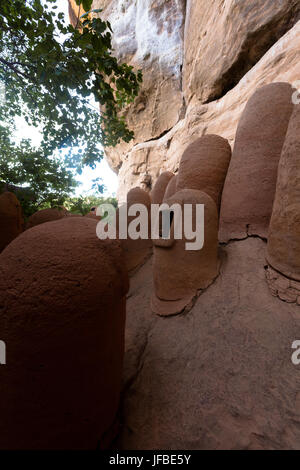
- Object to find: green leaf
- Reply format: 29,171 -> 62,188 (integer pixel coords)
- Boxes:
82,0 -> 93,12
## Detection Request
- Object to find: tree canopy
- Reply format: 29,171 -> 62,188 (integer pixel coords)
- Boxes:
0,0 -> 142,215
65,194 -> 118,216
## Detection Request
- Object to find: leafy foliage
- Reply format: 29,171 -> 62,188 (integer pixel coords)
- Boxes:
0,0 -> 142,214
0,123 -> 77,218
65,194 -> 118,215
0,0 -> 142,166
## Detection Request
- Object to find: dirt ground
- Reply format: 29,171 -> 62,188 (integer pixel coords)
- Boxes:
120,238 -> 300,450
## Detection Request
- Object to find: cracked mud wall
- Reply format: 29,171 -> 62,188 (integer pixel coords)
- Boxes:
71,1 -> 300,202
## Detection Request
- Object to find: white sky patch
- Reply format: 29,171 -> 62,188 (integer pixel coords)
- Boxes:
14,116 -> 43,146
77,159 -> 118,196
11,0 -> 118,198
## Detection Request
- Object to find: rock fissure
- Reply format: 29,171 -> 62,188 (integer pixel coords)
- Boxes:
219,233 -> 268,247
204,7 -> 300,103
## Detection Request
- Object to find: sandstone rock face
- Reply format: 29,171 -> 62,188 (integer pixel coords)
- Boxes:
183,0 -> 300,104
0,217 -> 128,449
93,0 -> 186,148
74,2 -> 300,200
150,171 -> 174,205
26,207 -> 68,229
0,192 -> 23,252
219,83 -> 294,241
267,103 -> 300,281
152,189 -> 219,316
177,135 -> 231,211
121,239 -> 300,449
69,0 -> 186,184
68,0 -> 83,27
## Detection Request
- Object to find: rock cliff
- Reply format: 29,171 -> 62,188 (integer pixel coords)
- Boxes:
69,0 -> 300,202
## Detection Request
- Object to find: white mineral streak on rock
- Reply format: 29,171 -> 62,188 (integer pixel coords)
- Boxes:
134,0 -> 183,76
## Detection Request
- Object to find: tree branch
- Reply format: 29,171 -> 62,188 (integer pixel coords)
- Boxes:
0,57 -> 31,80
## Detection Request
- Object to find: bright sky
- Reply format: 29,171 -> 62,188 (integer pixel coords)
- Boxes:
14,0 -> 118,198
